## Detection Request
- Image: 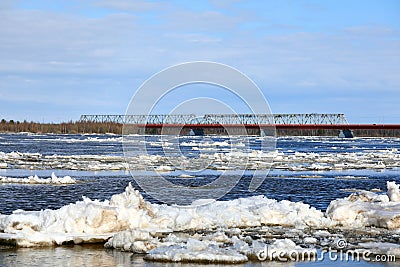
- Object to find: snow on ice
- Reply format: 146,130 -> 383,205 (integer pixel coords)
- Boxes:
0,181 -> 399,263
0,147 -> 399,171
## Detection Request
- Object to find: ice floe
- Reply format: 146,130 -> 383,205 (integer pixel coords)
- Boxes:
0,140 -> 399,171
0,184 -> 152,246
0,181 -> 399,263
387,181 -> 400,202
144,237 -> 248,263
0,172 -> 76,184
326,181 -> 400,229
154,165 -> 173,172
0,182 -> 325,247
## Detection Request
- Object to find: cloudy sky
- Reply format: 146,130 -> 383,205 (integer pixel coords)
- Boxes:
0,0 -> 399,123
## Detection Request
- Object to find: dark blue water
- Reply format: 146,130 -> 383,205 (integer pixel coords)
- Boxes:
0,133 -> 123,156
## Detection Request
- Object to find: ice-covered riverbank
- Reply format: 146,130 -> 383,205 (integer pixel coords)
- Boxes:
0,181 -> 399,263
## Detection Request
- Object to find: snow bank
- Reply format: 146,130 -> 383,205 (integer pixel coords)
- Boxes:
0,173 -> 76,184
326,181 -> 400,229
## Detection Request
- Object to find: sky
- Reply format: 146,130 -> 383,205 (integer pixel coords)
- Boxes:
0,0 -> 399,123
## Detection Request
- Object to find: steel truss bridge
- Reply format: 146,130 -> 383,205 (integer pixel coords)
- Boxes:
80,113 -> 346,125
79,113 -> 400,130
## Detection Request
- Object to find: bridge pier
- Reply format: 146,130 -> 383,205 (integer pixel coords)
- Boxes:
189,128 -> 204,136
338,129 -> 354,138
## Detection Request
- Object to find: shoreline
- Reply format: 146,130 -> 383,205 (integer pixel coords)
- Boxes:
0,121 -> 122,134
0,122 -> 399,137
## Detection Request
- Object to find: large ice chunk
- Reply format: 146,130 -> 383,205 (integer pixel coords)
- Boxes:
387,181 -> 400,202
326,182 -> 400,229
0,183 -> 154,246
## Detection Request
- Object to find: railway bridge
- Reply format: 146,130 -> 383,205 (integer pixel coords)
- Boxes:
79,114 -> 400,137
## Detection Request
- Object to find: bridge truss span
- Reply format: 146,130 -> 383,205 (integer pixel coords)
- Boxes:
79,113 -> 349,126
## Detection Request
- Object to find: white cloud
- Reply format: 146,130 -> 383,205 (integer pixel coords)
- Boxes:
209,0 -> 243,9
161,10 -> 242,32
0,1 -> 399,121
163,33 -> 222,44
95,0 -> 170,12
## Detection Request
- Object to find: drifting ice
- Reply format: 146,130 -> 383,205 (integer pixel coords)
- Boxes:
326,181 -> 400,229
1,144 -> 399,171
0,181 -> 399,263
0,172 -> 76,184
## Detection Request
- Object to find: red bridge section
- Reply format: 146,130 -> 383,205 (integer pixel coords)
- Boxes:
126,123 -> 400,130
79,114 -> 400,133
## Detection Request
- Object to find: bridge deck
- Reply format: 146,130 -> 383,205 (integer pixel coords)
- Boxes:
126,124 -> 400,130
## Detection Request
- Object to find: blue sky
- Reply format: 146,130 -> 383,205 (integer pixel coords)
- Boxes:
0,0 -> 399,123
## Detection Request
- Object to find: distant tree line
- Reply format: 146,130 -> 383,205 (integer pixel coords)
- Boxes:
0,119 -> 122,134
0,119 -> 398,136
